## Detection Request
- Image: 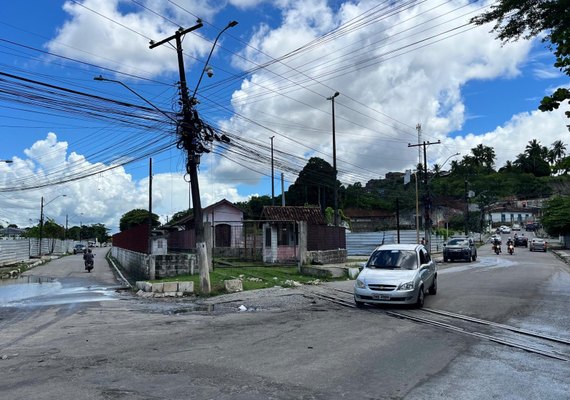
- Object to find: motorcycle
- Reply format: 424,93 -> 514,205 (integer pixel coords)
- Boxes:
83,251 -> 95,273
493,244 -> 501,255
508,243 -> 514,255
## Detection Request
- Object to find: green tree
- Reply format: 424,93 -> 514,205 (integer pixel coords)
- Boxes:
471,0 -> 570,128
285,157 -> 336,208
514,139 -> 551,177
541,195 -> 570,236
169,209 -> 192,225
119,209 -> 160,232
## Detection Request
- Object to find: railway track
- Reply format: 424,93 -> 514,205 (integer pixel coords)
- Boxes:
301,286 -> 570,362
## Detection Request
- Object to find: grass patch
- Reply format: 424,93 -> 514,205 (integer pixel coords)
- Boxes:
152,264 -> 347,296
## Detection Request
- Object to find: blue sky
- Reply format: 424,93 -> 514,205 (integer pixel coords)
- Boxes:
0,0 -> 568,233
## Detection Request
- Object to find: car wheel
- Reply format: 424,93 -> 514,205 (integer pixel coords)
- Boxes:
443,257 -> 448,263
472,252 -> 477,261
354,295 -> 365,308
428,275 -> 437,295
415,287 -> 425,308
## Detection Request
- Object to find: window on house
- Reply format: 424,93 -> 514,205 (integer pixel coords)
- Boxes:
265,228 -> 271,247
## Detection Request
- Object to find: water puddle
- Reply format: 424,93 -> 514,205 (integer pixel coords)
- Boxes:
0,275 -> 119,307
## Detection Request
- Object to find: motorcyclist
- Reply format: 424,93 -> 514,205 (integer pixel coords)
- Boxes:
507,237 -> 514,253
492,237 -> 502,253
83,248 -> 94,270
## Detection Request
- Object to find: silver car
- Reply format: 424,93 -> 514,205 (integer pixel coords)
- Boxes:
354,244 -> 437,308
529,238 -> 547,252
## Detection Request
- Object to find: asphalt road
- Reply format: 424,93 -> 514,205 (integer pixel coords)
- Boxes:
0,244 -> 569,399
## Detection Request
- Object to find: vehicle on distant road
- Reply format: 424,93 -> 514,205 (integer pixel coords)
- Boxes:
443,237 -> 477,262
500,226 -> 511,234
73,244 -> 86,254
354,243 -> 437,309
512,223 -> 521,231
529,238 -> 547,252
525,222 -> 539,232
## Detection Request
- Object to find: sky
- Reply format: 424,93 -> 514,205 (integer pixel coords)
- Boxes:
0,0 -> 568,234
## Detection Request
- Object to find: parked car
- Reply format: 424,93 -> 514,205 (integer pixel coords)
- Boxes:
512,223 -> 521,231
443,237 -> 477,262
525,222 -> 539,232
73,244 -> 86,254
500,226 -> 511,234
529,238 -> 547,252
354,244 -> 437,308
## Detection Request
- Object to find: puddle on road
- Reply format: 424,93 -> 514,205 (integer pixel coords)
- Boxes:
0,275 -> 119,307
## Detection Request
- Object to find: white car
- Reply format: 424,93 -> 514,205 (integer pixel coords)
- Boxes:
500,226 -> 511,234
354,244 -> 437,308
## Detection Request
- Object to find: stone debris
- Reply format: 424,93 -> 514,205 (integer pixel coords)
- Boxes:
224,279 -> 243,293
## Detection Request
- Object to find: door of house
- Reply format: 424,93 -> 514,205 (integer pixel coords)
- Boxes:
215,224 -> 231,247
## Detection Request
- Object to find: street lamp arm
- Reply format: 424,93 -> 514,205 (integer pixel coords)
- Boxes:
94,76 -> 178,124
190,21 -> 238,102
44,194 -> 67,207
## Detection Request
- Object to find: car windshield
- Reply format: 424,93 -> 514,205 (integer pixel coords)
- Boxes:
447,239 -> 467,246
367,250 -> 418,270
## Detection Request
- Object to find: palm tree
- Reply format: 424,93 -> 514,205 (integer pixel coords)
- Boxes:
471,144 -> 496,172
550,140 -> 567,162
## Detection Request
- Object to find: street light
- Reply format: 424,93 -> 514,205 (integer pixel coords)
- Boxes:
39,194 -> 67,256
326,91 -> 340,226
94,76 -> 177,123
190,20 -> 238,103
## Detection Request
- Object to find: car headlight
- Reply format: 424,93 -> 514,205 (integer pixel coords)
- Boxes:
398,281 -> 415,291
355,279 -> 366,289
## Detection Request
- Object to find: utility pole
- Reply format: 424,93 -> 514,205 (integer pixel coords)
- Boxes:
464,180 -> 469,235
148,158 -> 153,254
327,91 -> 340,226
149,22 -> 213,293
39,196 -> 44,257
270,136 -> 275,205
408,140 -> 441,251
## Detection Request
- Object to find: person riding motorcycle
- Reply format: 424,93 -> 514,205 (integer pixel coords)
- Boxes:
492,237 -> 502,254
83,248 -> 94,271
506,237 -> 514,254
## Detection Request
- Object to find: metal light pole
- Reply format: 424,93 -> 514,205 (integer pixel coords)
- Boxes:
327,91 -> 340,226
190,21 -> 238,103
270,136 -> 275,205
39,194 -> 66,256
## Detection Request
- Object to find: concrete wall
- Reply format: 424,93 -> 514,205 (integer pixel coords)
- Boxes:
154,254 -> 195,278
305,249 -> 347,265
111,246 -> 196,281
0,239 -> 29,266
0,238 -> 77,266
111,247 -> 150,281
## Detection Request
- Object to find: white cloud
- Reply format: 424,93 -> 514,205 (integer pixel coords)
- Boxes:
0,132 -> 249,234
442,106 -> 570,170
46,0 -> 216,77
225,0 -> 536,184
4,0 -> 567,232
